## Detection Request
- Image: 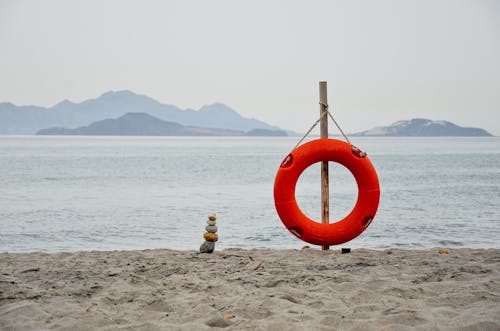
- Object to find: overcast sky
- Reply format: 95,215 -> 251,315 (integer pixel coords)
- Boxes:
1,0 -> 499,134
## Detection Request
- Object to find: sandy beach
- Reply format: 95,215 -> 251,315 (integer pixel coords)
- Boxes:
1,248 -> 499,330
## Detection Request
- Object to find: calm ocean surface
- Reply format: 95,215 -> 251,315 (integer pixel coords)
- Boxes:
1,135 -> 499,252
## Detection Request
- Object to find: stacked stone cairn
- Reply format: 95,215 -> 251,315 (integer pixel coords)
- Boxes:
199,213 -> 218,253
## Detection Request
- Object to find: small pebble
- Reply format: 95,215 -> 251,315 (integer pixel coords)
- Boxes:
205,225 -> 218,233
207,220 -> 216,226
439,248 -> 450,254
199,241 -> 215,253
208,213 -> 217,221
204,232 -> 219,242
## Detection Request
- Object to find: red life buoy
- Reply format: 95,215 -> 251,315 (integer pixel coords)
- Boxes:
274,138 -> 380,246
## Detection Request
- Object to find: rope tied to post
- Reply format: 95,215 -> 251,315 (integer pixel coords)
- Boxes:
292,103 -> 362,156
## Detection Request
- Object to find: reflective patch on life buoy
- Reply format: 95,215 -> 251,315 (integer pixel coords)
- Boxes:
280,153 -> 293,168
351,145 -> 367,158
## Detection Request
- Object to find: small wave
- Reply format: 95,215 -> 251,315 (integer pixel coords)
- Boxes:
244,236 -> 272,242
44,177 -> 60,181
437,239 -> 464,246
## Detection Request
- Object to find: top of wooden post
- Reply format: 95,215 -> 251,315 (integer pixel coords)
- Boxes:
319,81 -> 328,139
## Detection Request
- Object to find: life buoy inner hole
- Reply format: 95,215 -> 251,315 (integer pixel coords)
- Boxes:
295,161 -> 358,224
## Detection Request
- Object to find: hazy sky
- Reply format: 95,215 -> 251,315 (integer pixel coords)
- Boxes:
1,0 -> 499,134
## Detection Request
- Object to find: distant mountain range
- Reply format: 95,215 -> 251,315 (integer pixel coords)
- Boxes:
37,113 -> 287,136
37,115 -> 490,137
1,91 -> 494,137
354,118 -> 492,136
0,90 -> 284,135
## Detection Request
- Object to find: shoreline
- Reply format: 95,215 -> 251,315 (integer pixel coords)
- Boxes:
1,248 -> 499,330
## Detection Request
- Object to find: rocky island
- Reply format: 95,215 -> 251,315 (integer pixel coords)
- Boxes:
355,118 -> 492,136
36,113 -> 287,136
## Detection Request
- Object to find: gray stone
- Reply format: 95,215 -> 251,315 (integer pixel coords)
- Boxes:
205,225 -> 218,233
199,240 -> 215,253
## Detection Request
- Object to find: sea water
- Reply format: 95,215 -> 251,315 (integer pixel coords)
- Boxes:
0,135 -> 499,252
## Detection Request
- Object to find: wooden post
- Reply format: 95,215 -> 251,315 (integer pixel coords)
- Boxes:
319,81 -> 329,251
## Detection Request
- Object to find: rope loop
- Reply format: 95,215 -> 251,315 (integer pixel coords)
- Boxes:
292,110 -> 328,150
292,105 -> 353,151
